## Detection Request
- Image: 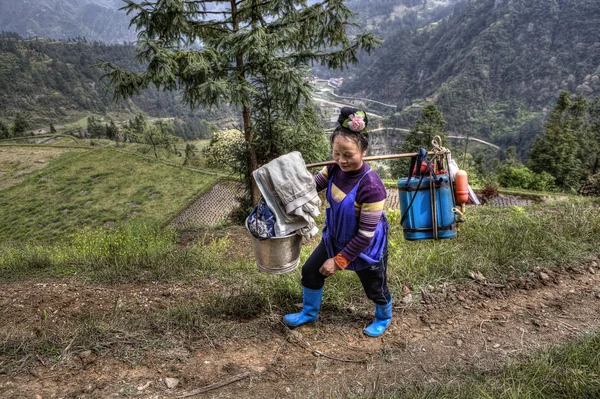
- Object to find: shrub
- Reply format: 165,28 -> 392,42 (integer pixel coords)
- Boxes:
201,129 -> 245,170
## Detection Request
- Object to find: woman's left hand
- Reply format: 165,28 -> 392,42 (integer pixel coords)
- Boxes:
319,258 -> 339,277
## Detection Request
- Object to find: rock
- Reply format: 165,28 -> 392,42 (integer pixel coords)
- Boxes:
539,272 -> 550,281
103,221 -> 115,228
79,350 -> 92,359
401,294 -> 413,305
589,267 -> 596,275
469,271 -> 486,282
493,343 -> 501,349
165,377 -> 180,389
592,261 -> 598,267
137,381 -> 152,391
457,292 -> 467,302
456,339 -> 463,348
35,395 -> 42,399
596,293 -> 600,299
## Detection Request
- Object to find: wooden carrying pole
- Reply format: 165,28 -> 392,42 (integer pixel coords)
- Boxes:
305,151 -> 435,168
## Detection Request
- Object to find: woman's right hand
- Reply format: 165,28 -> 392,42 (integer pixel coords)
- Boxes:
319,258 -> 339,277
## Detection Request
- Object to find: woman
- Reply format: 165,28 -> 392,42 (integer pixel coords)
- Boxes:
283,107 -> 392,337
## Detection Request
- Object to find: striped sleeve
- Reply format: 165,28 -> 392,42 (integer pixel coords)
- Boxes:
314,166 -> 330,192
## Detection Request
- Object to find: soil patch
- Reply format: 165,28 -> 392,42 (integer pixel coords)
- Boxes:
1,258 -> 599,398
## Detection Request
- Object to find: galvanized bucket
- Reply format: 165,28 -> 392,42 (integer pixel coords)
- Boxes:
245,217 -> 302,274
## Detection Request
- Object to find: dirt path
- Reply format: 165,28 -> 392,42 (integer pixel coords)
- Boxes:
1,259 -> 599,398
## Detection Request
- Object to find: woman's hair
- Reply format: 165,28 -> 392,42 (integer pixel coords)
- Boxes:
330,107 -> 369,152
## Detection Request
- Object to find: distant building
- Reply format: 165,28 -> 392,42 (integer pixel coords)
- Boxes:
328,78 -> 344,88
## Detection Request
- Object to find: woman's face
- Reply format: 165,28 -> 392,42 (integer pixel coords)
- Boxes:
332,136 -> 366,172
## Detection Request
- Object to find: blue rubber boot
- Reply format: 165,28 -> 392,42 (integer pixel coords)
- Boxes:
363,297 -> 393,337
283,286 -> 324,327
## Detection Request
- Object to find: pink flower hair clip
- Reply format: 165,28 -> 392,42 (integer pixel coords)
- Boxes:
342,110 -> 367,133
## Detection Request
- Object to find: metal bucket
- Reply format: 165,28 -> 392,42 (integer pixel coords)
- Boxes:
245,219 -> 303,274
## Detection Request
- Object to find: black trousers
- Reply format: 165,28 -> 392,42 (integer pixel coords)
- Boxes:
301,241 -> 391,305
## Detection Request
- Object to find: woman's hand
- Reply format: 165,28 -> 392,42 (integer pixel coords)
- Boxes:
319,258 -> 339,277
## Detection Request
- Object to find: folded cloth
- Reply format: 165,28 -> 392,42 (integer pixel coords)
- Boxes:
253,152 -> 321,238
246,198 -> 276,240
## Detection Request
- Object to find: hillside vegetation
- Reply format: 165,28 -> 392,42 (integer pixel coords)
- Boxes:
0,0 -> 136,44
0,35 -> 232,132
343,0 -> 600,151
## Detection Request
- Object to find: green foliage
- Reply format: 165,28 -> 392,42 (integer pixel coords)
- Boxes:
390,104 -> 448,178
386,200 -> 600,288
133,121 -> 181,159
494,145 -> 556,191
0,37 -> 231,131
87,116 -> 105,138
11,112 -> 29,137
0,120 -> 8,139
497,164 -> 556,191
527,91 -> 599,191
202,129 -> 246,171
345,0 -> 600,153
0,223 -> 214,283
100,0 -> 382,202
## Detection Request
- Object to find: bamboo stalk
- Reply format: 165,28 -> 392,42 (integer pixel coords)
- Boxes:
305,151 -> 435,168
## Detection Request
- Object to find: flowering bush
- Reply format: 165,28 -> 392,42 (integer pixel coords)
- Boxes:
201,129 -> 245,170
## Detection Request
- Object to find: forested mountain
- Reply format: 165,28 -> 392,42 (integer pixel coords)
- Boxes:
0,34 -> 229,132
343,0 -> 600,153
0,0 -> 136,44
345,0 -> 461,38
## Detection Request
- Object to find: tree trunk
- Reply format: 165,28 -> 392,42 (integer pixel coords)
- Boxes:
232,0 -> 259,205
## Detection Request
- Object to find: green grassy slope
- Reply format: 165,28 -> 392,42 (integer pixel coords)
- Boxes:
0,148 -> 219,243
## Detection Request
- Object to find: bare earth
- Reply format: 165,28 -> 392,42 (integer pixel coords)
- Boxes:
1,257 -> 599,398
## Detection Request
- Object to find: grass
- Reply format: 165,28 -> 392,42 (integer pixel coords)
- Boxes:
0,148 -> 219,244
0,197 -> 599,376
2,196 -> 599,307
343,331 -> 600,399
0,146 -> 85,191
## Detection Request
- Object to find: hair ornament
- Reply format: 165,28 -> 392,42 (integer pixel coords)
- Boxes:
342,110 -> 367,133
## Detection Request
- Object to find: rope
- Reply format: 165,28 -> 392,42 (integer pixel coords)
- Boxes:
430,173 -> 438,240
431,135 -> 450,158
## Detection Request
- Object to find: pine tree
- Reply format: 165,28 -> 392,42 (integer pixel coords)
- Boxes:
527,91 -> 582,191
12,112 -> 29,137
98,0 -> 381,204
391,104 -> 448,178
49,123 -> 57,134
105,119 -> 118,140
0,121 -> 9,139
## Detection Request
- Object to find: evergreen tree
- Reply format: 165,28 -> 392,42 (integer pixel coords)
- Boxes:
391,104 -> 448,178
527,91 -> 582,191
87,116 -> 105,138
98,0 -> 381,204
49,123 -> 57,134
12,112 -> 29,137
584,98 -> 600,177
106,119 -> 118,140
0,120 -> 9,139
